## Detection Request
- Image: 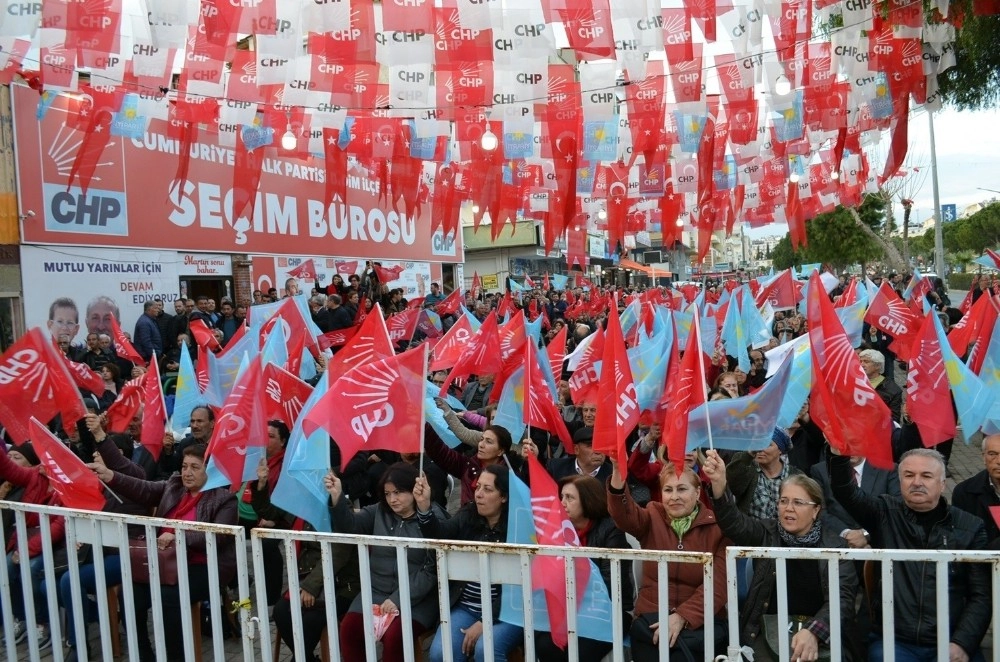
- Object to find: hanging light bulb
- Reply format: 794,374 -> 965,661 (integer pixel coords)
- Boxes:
480,123 -> 498,151
281,112 -> 297,150
472,204 -> 480,214
675,218 -> 684,227
597,208 -> 607,221
774,74 -> 792,96
831,170 -> 840,180
789,172 -> 801,183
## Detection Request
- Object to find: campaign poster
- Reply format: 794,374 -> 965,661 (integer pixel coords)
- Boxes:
21,245 -> 187,346
250,256 -> 433,301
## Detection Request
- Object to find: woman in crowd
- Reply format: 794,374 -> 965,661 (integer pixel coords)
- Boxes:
0,440 -> 65,649
607,456 -> 728,662
100,363 -> 121,395
423,422 -> 518,506
413,465 -> 524,662
715,371 -> 741,399
246,420 -> 293,606
91,443 -> 237,661
325,462 -> 445,662
532,475 -> 633,662
702,449 -> 860,661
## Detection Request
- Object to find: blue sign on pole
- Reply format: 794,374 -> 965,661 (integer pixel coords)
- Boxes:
942,204 -> 957,223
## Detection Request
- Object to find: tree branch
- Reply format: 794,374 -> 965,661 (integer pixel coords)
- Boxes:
847,206 -> 907,271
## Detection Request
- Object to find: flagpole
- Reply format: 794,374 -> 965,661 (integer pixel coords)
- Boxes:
419,344 -> 428,477
693,310 -> 715,451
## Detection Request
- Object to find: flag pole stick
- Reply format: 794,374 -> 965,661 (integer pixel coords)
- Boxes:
693,309 -> 714,451
420,344 -> 428,477
101,480 -> 124,504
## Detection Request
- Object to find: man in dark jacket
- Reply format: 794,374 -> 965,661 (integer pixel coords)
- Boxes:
325,294 -> 354,331
811,454 -> 900,548
952,433 -> 1000,545
132,301 -> 162,363
547,427 -> 613,483
830,448 -> 990,661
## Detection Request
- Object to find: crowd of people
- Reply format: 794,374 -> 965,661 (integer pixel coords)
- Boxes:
4,266 -> 1000,662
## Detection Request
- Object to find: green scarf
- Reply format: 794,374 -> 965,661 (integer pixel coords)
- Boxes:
670,506 -> 699,541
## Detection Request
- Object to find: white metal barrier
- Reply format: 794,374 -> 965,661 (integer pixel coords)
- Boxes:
721,546 -> 1000,662
251,527 -> 716,662
0,501 -> 252,662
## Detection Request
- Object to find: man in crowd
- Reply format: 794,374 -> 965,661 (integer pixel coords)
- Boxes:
218,300 -> 240,345
79,332 -> 113,371
160,406 -> 216,474
132,301 -> 162,363
423,282 -> 445,308
546,427 -> 612,482
189,296 -> 215,328
831,449 -> 990,661
166,298 -> 190,350
952,433 -> 1000,545
324,294 -> 353,332
811,454 -> 899,548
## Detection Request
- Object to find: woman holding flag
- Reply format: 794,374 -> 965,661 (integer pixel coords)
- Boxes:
607,457 -> 728,662
702,449 -> 861,661
423,422 -> 520,506
413,464 -> 524,662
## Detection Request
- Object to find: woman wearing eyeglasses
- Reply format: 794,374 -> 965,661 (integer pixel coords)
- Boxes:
702,449 -> 860,662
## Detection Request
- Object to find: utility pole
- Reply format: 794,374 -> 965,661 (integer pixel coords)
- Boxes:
928,110 -> 946,281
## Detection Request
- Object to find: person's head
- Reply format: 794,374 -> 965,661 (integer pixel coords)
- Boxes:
580,401 -> 598,427
47,297 -> 80,341
658,464 -> 701,520
266,420 -> 290,456
559,475 -> 609,526
430,371 -> 447,387
327,293 -> 342,308
754,429 -> 791,469
101,362 -> 120,383
285,278 -> 300,296
332,274 -> 344,288
8,443 -> 39,468
143,300 -> 157,317
309,294 -> 326,312
189,406 -> 215,442
206,299 -> 216,312
235,305 -> 247,320
195,295 -> 210,312
707,387 -> 732,401
777,474 -> 823,537
180,444 -> 209,493
431,282 -> 440,294
56,334 -> 72,353
347,291 -> 359,304
478,425 -> 512,465
186,298 -> 196,313
98,334 -> 112,350
981,434 -> 1000,485
252,290 -> 263,303
267,287 -> 278,301
715,371 -> 739,399
377,462 -> 419,518
221,301 -> 234,317
85,295 -> 120,336
177,333 -> 190,347
174,298 -> 187,315
572,427 -> 605,472
85,332 -> 99,350
475,373 -> 494,387
898,448 -> 946,512
475,464 -> 509,525
858,349 -> 884,380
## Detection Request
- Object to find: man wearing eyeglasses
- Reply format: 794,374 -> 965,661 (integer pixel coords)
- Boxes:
952,433 -> 1000,546
830,448 -> 989,662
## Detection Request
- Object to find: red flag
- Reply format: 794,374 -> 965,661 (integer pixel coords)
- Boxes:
66,98 -> 115,197
327,305 -> 395,384
189,318 -> 222,353
259,297 -> 320,356
524,341 -> 573,453
807,272 -> 894,468
285,328 -> 306,377
498,310 -> 529,362
354,295 -> 369,324
140,356 -> 167,461
0,328 -> 87,443
905,312 -> 957,446
262,363 -> 313,428
287,259 -> 317,280
232,129 -> 265,225
373,263 -> 405,284
63,355 -> 106,395
440,312 -> 502,396
318,325 -> 360,351
471,272 -> 482,299
754,269 -> 802,310
496,291 -> 514,318
864,282 -> 921,360
387,309 -> 421,345
108,315 -> 145,367
947,288 -> 993,358
567,327 -> 605,406
335,260 -> 360,276
546,325 -> 568,384
104,379 -> 143,433
430,315 -> 476,372
205,359 -> 267,487
525,453 -> 591,650
591,308 -> 638,476
436,288 -> 463,317
659,315 -> 705,472
29,418 -> 106,511
303,345 -> 427,468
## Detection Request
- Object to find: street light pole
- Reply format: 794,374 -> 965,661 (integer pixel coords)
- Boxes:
928,110 -> 946,280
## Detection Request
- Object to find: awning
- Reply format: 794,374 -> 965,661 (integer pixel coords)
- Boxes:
619,258 -> 672,278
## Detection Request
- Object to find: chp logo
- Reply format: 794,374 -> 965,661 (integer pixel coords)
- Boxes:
430,229 -> 458,257
39,93 -> 128,237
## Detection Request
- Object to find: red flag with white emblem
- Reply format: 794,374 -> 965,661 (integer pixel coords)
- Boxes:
30,418 -> 106,511
591,307 -> 637,476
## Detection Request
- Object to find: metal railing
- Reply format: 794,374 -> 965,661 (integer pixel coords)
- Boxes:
720,546 -> 1000,662
0,501 -> 252,662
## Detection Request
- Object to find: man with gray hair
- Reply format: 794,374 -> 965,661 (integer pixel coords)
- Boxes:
858,348 -> 902,423
830,448 -> 990,661
952,433 -> 1000,545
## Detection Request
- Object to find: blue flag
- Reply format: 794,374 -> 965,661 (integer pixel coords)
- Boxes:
499,473 -> 614,642
978,317 -> 1000,434
771,336 -> 812,429
721,297 -> 750,372
272,375 -> 335,531
933,313 -> 996,435
424,380 -> 467,449
627,330 -> 670,412
171,342 -> 207,435
687,352 -> 792,452
492,366 -> 527,443
551,274 -> 569,291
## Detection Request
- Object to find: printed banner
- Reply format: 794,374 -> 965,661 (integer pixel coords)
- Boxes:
250,256 -> 433,300
22,245 -> 187,346
13,87 -> 463,263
